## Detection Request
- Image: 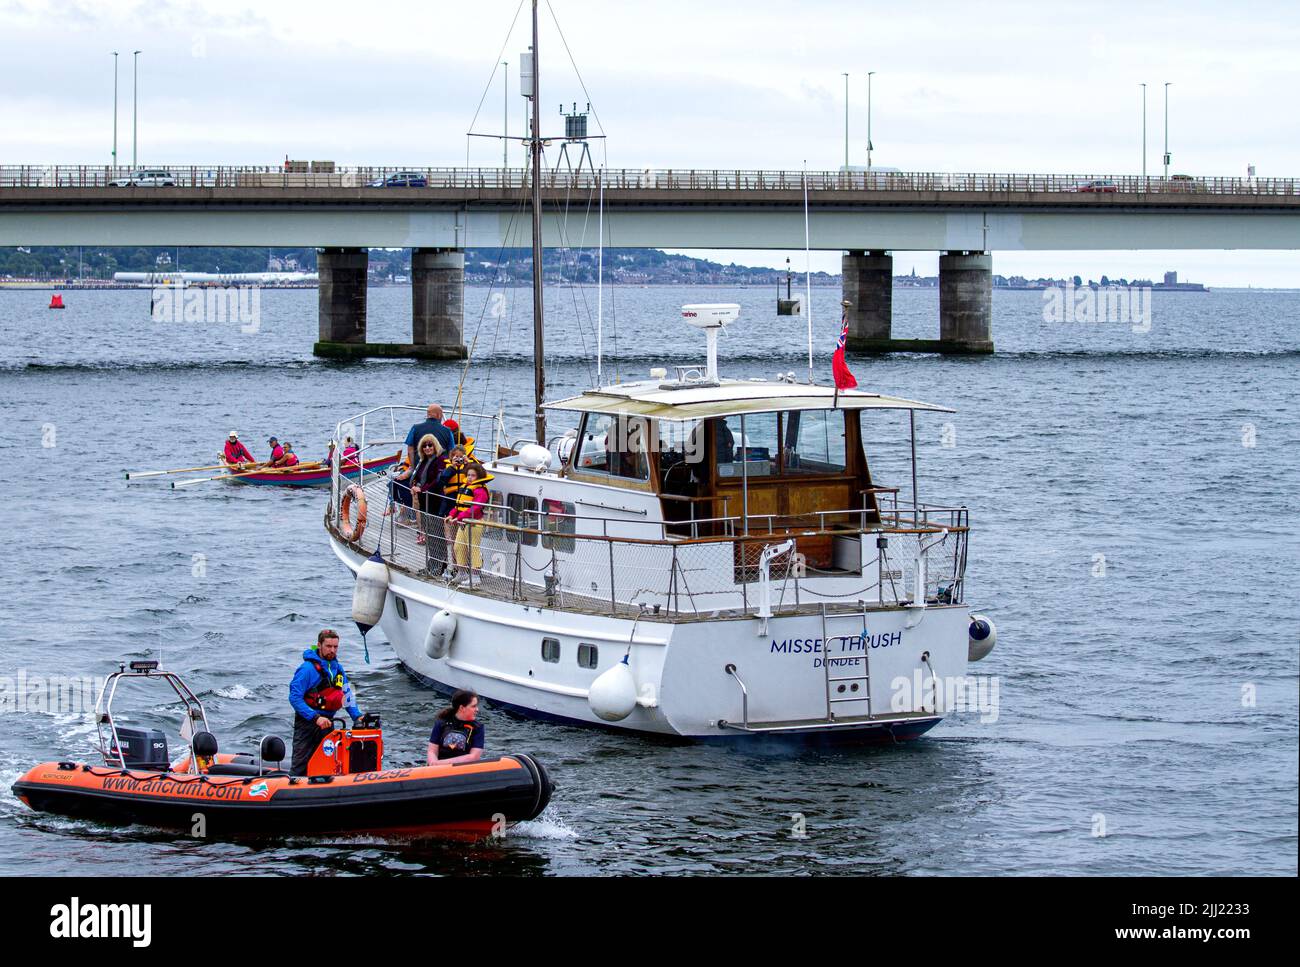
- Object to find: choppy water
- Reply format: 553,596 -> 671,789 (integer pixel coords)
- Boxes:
0,283 -> 1296,875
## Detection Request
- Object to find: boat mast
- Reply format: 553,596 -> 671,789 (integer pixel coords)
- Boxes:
529,0 -> 547,445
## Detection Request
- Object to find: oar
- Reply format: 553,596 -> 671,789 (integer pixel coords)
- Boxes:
171,462 -> 324,489
125,462 -> 232,480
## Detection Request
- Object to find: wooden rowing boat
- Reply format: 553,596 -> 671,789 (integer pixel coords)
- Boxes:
217,452 -> 400,487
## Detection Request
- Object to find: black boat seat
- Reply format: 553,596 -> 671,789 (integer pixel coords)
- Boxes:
205,759 -> 287,777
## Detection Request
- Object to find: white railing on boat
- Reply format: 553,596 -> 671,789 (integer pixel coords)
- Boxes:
328,404 -> 510,515
327,464 -> 969,621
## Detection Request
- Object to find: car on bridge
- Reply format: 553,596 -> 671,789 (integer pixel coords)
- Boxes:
109,169 -> 177,187
1166,174 -> 1205,193
367,171 -> 428,188
1074,179 -> 1119,193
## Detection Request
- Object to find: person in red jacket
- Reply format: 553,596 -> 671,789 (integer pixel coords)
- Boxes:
223,431 -> 256,467
341,436 -> 361,471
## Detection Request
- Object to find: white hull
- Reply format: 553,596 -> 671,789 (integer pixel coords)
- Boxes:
332,536 -> 969,740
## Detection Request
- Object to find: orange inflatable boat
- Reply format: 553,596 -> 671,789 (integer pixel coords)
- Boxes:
12,661 -> 552,838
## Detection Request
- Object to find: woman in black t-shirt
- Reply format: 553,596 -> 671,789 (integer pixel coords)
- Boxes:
428,689 -> 484,764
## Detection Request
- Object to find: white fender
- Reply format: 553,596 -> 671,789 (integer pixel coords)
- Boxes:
351,556 -> 389,628
968,614 -> 997,662
518,443 -> 552,471
587,654 -> 638,722
424,609 -> 458,660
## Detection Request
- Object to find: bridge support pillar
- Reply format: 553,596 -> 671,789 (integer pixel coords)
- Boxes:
843,250 -> 894,351
411,248 -> 468,359
315,247 -> 368,345
938,251 -> 994,353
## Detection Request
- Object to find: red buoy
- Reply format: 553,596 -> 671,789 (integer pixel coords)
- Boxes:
49,294 -> 65,309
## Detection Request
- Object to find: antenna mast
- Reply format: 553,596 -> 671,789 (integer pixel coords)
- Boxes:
528,0 -> 547,446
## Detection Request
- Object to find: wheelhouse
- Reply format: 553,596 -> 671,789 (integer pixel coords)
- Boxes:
547,378 -> 953,558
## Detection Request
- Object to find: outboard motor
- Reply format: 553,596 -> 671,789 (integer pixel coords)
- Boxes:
109,727 -> 169,771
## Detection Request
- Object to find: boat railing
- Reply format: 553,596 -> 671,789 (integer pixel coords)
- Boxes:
330,474 -> 969,621
328,406 -> 512,516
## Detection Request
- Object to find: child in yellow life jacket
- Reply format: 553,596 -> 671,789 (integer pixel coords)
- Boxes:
445,463 -> 490,585
437,446 -> 494,505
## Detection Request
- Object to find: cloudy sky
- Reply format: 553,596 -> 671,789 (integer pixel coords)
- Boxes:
2,0 -> 1297,284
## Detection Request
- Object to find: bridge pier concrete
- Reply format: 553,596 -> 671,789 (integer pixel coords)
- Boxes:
844,249 -> 995,354
313,247 -> 469,361
410,248 -> 468,358
842,250 -> 894,350
315,247 -> 368,345
938,251 -> 994,353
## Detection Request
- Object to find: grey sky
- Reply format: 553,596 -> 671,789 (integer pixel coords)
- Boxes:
2,0 -> 1297,284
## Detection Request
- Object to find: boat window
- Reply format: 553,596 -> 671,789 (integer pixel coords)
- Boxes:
659,418 -> 704,491
541,498 -> 576,552
507,494 -> 539,546
575,413 -> 649,481
551,416 -> 583,469
394,596 -> 408,621
716,413 -> 779,479
541,638 -> 560,663
574,414 -> 611,472
577,643 -> 598,669
782,410 -> 848,474
483,490 -> 506,539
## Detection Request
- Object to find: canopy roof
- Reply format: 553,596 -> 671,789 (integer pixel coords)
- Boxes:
545,379 -> 955,421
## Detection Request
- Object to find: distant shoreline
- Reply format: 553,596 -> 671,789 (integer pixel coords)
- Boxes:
1,281 -> 1294,293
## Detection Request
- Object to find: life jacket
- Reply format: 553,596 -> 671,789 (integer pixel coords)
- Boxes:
435,718 -> 478,759
441,461 -> 493,497
269,444 -> 285,463
342,445 -> 361,469
283,452 -> 300,467
450,484 -> 488,519
303,659 -> 345,712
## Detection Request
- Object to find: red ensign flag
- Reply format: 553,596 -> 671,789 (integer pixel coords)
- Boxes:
832,309 -> 858,390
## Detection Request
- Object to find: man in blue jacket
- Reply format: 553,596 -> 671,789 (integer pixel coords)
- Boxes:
289,629 -> 362,775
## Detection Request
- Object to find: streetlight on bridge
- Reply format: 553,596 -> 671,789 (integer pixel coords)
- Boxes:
1163,82 -> 1172,181
866,71 -> 875,170
843,72 -> 850,168
1140,82 -> 1147,183
132,50 -> 141,171
111,52 -> 119,170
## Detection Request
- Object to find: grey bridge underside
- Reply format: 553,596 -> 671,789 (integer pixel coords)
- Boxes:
2,188 -> 1298,249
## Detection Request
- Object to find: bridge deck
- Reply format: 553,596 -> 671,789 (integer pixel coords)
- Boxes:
3,167 -> 1296,249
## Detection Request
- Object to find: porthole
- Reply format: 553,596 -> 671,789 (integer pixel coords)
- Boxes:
577,643 -> 598,669
541,638 -> 560,663
394,596 -> 408,620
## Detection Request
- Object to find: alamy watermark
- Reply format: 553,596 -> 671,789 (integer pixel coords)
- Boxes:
1042,282 -> 1151,333
890,671 -> 1000,723
0,670 -> 107,714
151,280 -> 260,332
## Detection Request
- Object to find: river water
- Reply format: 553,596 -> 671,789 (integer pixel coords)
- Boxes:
0,283 -> 1296,875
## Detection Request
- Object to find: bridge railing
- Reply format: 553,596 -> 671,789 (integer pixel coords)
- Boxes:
1,165 -> 1297,196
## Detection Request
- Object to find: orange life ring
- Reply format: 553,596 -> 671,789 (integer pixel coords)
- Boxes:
340,484 -> 368,542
